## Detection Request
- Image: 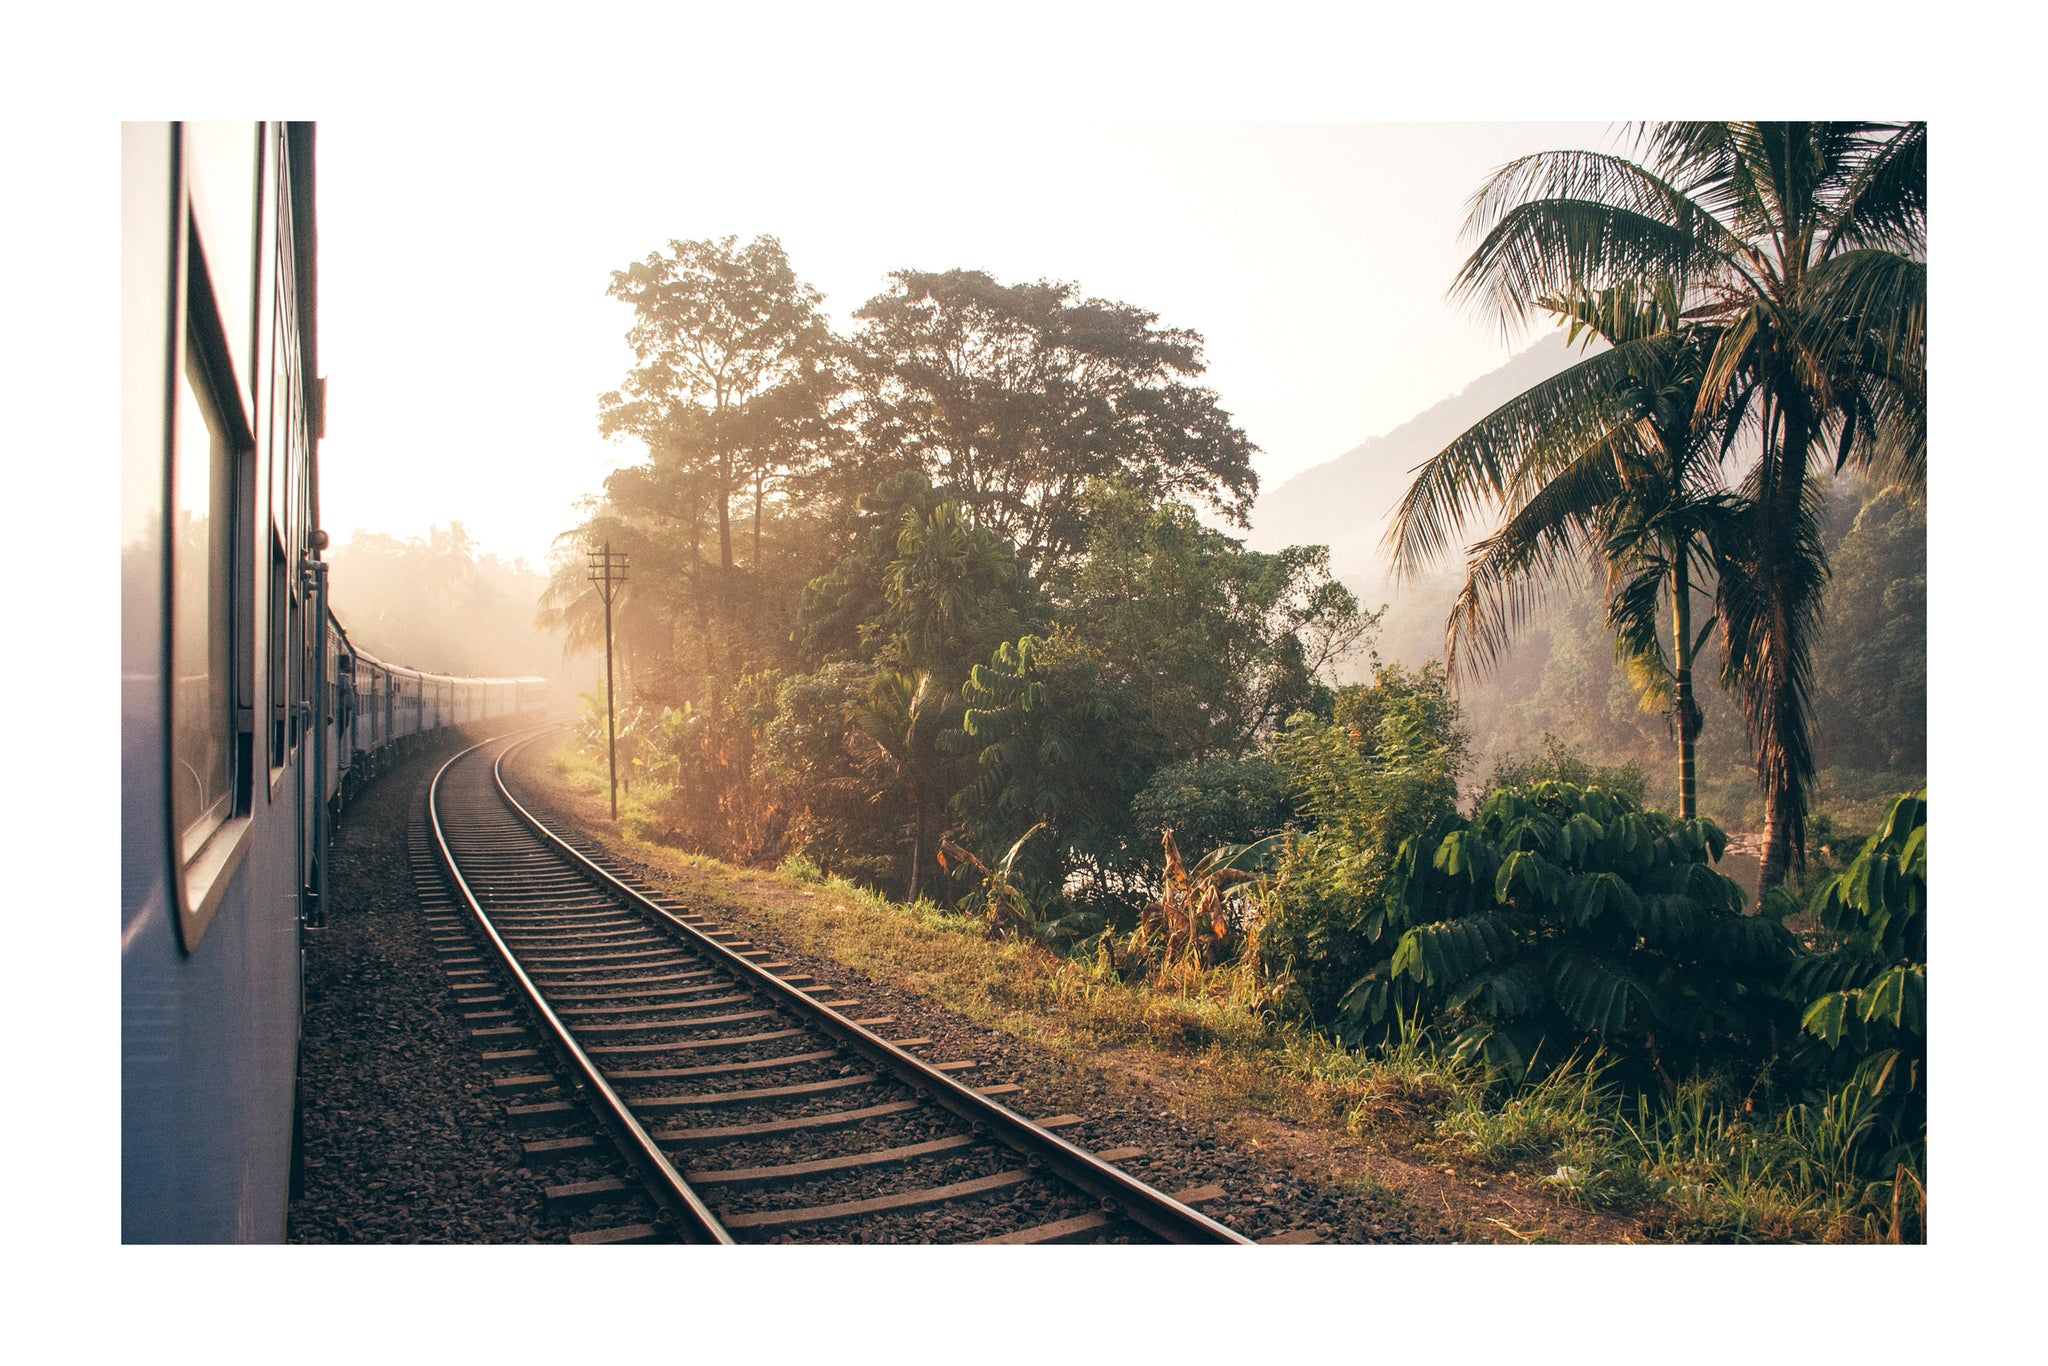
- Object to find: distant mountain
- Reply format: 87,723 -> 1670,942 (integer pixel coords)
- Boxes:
1246,332 -> 1586,591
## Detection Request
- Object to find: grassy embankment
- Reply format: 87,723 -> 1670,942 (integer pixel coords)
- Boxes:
520,739 -> 1894,1244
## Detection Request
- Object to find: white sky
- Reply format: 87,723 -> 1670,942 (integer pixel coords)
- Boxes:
315,120 -> 1613,569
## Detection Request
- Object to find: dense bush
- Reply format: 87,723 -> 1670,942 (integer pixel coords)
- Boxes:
1788,790 -> 1926,1201
1253,687 -> 1465,1027
1347,781 -> 1799,1082
1476,731 -> 1649,807
954,629 -> 1159,908
1131,755 -> 1292,856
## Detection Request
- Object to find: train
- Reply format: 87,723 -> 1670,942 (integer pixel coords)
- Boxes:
121,121 -> 546,1243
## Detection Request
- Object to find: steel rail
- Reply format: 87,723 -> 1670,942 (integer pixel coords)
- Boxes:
428,731 -> 734,1245
492,728 -> 1254,1246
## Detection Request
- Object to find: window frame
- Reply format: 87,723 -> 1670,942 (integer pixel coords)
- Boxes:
166,137 -> 260,954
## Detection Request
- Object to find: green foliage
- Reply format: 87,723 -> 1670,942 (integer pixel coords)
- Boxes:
953,630 -> 1158,903
1060,479 -> 1374,760
1329,661 -> 1469,777
1131,755 -> 1292,858
1353,781 -> 1797,1082
848,270 -> 1259,569
757,662 -> 894,889
849,668 -> 958,902
800,470 -> 1043,680
1252,672 -> 1469,1028
1786,790 -> 1925,1192
600,234 -> 839,576
636,671 -> 786,863
1446,122 -> 1925,887
1479,731 -> 1649,807
1811,489 -> 1926,774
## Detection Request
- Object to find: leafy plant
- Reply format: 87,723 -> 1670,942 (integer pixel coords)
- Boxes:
1478,731 -> 1649,808
1787,789 -> 1925,1209
1131,755 -> 1293,859
954,630 -> 1158,905
1350,781 -> 1798,1081
1253,681 -> 1468,1028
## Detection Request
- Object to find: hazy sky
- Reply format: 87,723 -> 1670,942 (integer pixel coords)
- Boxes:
315,120 -> 1614,570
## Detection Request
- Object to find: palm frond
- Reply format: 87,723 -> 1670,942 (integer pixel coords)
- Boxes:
1454,200 -> 1730,334
1695,303 -> 1766,432
1797,250 -> 1926,424
1385,335 -> 1674,580
1821,123 -> 1927,257
1443,449 -> 1621,679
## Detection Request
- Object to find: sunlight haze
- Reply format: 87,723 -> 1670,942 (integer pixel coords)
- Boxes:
315,120 -> 1613,569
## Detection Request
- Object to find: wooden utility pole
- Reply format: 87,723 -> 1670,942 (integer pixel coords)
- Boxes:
587,542 -> 629,819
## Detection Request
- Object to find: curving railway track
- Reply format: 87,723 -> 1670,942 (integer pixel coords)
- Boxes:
424,728 -> 1256,1245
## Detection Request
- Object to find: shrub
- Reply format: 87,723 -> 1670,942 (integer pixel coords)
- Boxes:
1131,755 -> 1292,856
1786,790 -> 1925,1215
1348,781 -> 1800,1083
1476,731 -> 1649,807
1253,694 -> 1465,1027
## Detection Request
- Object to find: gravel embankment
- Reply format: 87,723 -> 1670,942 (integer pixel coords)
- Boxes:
287,741 -> 559,1243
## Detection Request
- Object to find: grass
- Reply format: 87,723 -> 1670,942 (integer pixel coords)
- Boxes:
530,740 -> 1912,1243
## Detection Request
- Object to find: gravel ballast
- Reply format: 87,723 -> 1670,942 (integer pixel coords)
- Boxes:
287,740 -> 560,1243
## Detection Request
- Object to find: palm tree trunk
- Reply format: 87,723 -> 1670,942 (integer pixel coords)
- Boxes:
1671,553 -> 1698,821
1752,401 -> 1816,894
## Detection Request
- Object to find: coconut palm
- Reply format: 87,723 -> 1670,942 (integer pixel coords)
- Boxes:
1446,122 -> 1925,888
1388,279 -> 1742,819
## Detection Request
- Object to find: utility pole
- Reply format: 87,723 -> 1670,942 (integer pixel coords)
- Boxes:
588,542 -> 629,820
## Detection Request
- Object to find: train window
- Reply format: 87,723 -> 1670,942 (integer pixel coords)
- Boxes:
268,524 -> 288,773
169,206 -> 261,957
171,340 -> 237,859
181,123 -> 259,400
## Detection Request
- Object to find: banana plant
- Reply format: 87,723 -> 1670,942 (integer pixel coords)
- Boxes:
939,823 -> 1099,945
1130,830 -> 1284,971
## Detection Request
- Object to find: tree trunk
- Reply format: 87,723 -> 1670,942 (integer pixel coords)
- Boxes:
1752,401 -> 1815,894
906,787 -> 923,904
1671,552 -> 1698,821
753,470 -> 764,571
1759,784 -> 1798,894
716,443 -> 733,573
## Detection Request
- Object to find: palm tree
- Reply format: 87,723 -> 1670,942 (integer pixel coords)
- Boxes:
1447,122 -> 1925,888
1388,279 -> 1741,819
853,670 -> 946,902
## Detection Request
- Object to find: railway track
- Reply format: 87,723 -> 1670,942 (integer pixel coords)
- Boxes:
425,728 -> 1257,1245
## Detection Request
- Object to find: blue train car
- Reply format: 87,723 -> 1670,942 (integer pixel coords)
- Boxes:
122,122 -> 547,1242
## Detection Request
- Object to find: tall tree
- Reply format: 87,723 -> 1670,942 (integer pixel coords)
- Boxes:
848,268 -> 1259,571
1448,122 -> 1924,886
600,234 -> 837,581
1388,281 -> 1743,819
1061,479 -> 1372,762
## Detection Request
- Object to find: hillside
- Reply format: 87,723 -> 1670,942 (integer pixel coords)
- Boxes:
1245,332 -> 1925,833
1245,332 -> 1586,588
